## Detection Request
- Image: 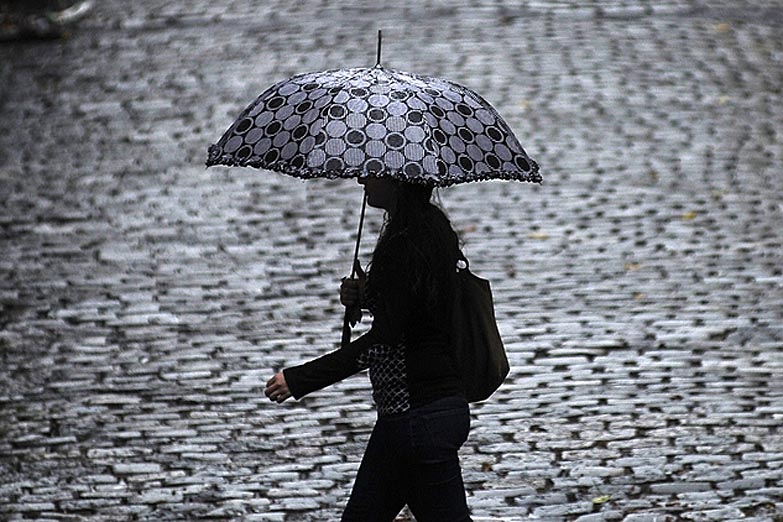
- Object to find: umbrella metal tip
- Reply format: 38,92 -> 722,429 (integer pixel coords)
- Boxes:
376,29 -> 382,67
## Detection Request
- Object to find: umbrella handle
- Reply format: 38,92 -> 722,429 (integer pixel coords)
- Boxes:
341,190 -> 368,348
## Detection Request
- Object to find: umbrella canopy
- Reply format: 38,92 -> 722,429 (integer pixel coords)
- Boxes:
207,66 -> 540,187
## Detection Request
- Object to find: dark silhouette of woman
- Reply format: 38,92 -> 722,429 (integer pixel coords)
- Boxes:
265,176 -> 473,521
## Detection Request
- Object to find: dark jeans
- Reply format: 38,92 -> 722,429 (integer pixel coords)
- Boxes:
342,395 -> 472,522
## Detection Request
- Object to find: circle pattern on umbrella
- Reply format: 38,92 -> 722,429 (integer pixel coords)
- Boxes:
207,67 -> 541,186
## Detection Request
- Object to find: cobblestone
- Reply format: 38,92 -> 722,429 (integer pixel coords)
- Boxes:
2,0 -> 783,520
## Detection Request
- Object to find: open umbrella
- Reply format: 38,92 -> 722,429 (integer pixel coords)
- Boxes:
206,31 -> 541,345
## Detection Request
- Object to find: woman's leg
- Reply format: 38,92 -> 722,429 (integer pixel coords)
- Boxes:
406,398 -> 472,522
341,419 -> 406,522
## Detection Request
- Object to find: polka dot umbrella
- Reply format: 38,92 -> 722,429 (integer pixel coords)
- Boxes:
206,55 -> 540,186
206,31 -> 541,344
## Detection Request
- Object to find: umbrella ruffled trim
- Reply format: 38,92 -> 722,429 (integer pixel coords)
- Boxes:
206,145 -> 542,187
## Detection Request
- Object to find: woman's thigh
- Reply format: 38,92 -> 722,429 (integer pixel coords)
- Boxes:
342,421 -> 407,522
407,400 -> 472,521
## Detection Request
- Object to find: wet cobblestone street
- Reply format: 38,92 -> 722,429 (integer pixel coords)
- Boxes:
1,1 -> 782,520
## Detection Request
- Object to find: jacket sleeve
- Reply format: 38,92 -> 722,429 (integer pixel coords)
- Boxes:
283,329 -> 381,400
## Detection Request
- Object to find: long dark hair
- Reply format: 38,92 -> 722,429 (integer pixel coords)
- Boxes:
367,183 -> 461,323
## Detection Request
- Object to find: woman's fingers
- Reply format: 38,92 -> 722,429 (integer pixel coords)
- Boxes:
265,380 -> 278,393
266,386 -> 288,402
340,279 -> 361,306
271,389 -> 291,403
273,391 -> 291,403
341,278 -> 360,291
265,375 -> 279,395
265,373 -> 291,403
341,289 -> 358,303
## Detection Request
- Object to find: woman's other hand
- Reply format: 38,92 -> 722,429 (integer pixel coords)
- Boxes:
340,259 -> 367,308
341,260 -> 366,327
265,372 -> 292,403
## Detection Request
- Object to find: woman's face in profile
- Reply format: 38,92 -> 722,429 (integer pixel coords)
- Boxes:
358,176 -> 399,211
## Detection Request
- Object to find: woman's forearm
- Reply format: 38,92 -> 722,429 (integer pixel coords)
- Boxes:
283,330 -> 380,399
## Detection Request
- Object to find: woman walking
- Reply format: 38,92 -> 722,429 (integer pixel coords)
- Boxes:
265,176 -> 473,521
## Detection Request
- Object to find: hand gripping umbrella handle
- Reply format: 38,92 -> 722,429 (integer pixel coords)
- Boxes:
341,190 -> 368,349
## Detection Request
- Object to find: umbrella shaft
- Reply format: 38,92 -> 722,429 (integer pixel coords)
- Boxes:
342,190 -> 368,348
351,191 -> 368,277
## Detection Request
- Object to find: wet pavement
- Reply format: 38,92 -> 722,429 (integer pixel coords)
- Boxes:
1,1 -> 782,520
